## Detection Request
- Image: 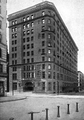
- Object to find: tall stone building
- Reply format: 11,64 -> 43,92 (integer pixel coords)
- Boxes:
0,0 -> 7,96
8,1 -> 78,94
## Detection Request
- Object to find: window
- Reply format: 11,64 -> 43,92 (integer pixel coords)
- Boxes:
27,30 -> 30,35
31,15 -> 34,19
42,56 -> 45,61
12,73 -> 17,80
23,38 -> 25,43
12,28 -> 15,32
42,26 -> 45,31
31,29 -> 34,34
0,48 -> 2,58
31,58 -> 34,63
48,26 -> 51,31
15,20 -> 17,24
0,34 -> 2,43
15,40 -> 17,44
53,72 -> 55,79
42,71 -> 45,78
31,43 -> 34,48
42,41 -> 45,46
42,64 -> 45,69
27,58 -> 30,63
12,21 -> 15,25
31,51 -> 34,56
27,37 -> 30,42
15,47 -> 17,51
48,82 -> 51,90
48,64 -> 51,70
42,11 -> 45,16
13,67 -> 17,71
57,73 -> 59,80
48,34 -> 51,39
23,24 -> 26,29
31,36 -> 34,41
15,27 -> 17,31
48,49 -> 51,54
48,57 -> 51,61
42,82 -> 45,90
42,49 -> 45,55
0,64 -> 3,73
27,16 -> 29,20
27,44 -> 30,49
27,23 -> 30,28
0,20 -> 2,29
48,19 -> 51,24
48,71 -> 52,79
12,34 -> 14,39
0,6 -> 1,14
42,19 -> 45,24
23,17 -> 26,22
31,22 -> 34,27
27,51 -> 30,56
23,31 -> 26,36
42,33 -> 45,39
48,42 -> 51,47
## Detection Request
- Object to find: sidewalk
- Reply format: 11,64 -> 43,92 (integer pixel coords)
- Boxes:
0,92 -> 27,103
1,91 -> 84,103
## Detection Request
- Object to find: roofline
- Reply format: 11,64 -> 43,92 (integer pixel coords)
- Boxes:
8,1 -> 78,50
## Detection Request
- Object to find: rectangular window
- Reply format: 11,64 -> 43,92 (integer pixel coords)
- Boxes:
27,23 -> 30,28
23,17 -> 26,22
0,34 -> 2,43
48,82 -> 51,91
27,44 -> 30,49
27,16 -> 29,20
0,6 -> 1,14
31,51 -> 34,56
23,24 -> 26,29
31,22 -> 34,27
0,48 -> 2,58
42,82 -> 45,90
42,11 -> 45,16
42,49 -> 45,55
31,29 -> 34,34
0,64 -> 3,73
42,41 -> 45,46
27,37 -> 30,42
42,19 -> 45,24
42,64 -> 45,69
31,15 -> 34,19
23,31 -> 26,36
27,58 -> 30,63
42,56 -> 45,61
0,20 -> 2,29
48,64 -> 51,70
31,58 -> 34,63
48,71 -> 52,79
31,36 -> 34,41
42,33 -> 45,39
27,30 -> 30,35
42,71 -> 45,78
31,43 -> 34,48
27,51 -> 30,56
12,73 -> 17,80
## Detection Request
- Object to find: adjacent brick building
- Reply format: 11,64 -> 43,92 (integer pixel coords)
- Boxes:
0,0 -> 7,96
8,1 -> 78,94
78,71 -> 84,91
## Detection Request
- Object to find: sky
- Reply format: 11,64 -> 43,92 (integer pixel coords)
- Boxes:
7,0 -> 84,73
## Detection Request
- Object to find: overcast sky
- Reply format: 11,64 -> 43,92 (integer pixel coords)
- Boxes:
7,0 -> 84,73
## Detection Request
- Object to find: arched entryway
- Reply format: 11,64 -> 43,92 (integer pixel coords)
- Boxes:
23,82 -> 34,91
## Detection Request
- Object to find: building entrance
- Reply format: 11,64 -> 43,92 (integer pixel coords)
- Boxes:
23,82 -> 34,91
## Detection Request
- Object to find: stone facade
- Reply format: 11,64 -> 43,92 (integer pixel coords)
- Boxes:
0,0 -> 7,96
8,1 -> 78,94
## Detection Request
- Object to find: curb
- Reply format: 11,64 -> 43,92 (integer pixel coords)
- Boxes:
0,97 -> 27,103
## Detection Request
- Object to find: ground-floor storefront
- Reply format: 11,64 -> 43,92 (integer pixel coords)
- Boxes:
0,78 -> 7,96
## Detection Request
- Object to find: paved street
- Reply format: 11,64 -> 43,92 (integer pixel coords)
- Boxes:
0,92 -> 84,120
